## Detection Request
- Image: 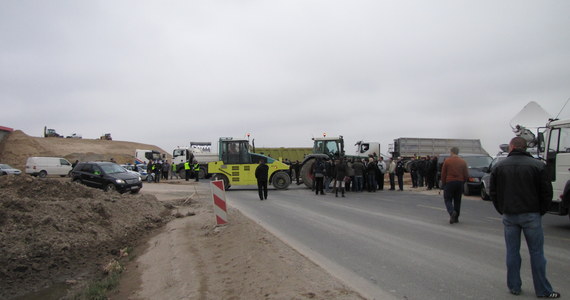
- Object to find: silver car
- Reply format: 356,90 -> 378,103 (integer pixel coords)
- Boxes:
121,164 -> 148,181
0,164 -> 22,175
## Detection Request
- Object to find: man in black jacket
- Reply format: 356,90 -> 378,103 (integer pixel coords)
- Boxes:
490,137 -> 559,298
255,159 -> 269,200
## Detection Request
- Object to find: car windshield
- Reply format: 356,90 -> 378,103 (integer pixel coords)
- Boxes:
0,164 -> 10,168
463,156 -> 493,168
100,164 -> 127,174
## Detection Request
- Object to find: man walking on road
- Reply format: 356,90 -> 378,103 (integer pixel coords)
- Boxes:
440,147 -> 468,224
490,137 -> 559,298
255,159 -> 269,200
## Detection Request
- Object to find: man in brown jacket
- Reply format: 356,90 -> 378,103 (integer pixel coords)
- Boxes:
441,147 -> 469,224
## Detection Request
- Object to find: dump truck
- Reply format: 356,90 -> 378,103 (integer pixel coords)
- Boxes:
299,136 -> 381,188
172,142 -> 218,179
207,137 -> 291,190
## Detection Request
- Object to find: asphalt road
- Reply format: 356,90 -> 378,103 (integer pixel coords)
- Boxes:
218,183 -> 570,300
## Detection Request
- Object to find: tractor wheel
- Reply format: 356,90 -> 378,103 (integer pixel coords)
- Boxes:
212,174 -> 230,190
198,167 -> 207,179
300,159 -> 315,189
272,172 -> 291,189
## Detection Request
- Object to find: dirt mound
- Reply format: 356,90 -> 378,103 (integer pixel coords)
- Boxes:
0,130 -> 169,171
0,175 -> 172,299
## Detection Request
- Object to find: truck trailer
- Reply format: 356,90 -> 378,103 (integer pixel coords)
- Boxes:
390,137 -> 488,158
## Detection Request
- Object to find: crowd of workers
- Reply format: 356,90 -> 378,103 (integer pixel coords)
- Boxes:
145,160 -> 200,182
282,154 -> 443,196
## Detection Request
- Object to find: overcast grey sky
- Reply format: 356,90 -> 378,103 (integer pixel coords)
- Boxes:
1,1 -> 569,157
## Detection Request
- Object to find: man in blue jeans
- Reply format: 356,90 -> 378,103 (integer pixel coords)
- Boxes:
490,137 -> 559,298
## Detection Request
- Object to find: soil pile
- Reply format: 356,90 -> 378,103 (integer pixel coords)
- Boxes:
0,130 -> 169,171
0,175 -> 172,299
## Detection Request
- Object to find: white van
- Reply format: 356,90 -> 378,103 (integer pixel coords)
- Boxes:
25,157 -> 73,178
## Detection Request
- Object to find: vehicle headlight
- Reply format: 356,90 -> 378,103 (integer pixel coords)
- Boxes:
115,179 -> 126,184
137,176 -> 142,182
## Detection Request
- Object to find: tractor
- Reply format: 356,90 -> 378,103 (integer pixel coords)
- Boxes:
207,137 -> 291,190
299,136 -> 380,188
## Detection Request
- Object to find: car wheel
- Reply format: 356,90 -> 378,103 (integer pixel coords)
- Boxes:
130,189 -> 140,194
105,184 -> 117,193
38,170 -> 47,178
0,172 -> 6,176
480,184 -> 490,200
463,182 -> 471,196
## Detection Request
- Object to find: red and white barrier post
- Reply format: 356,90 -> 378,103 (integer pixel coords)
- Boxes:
211,180 -> 228,225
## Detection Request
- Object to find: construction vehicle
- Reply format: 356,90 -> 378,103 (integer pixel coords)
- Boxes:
100,133 -> 112,140
43,126 -> 62,138
207,137 -> 291,190
135,149 -> 163,165
172,142 -> 218,179
299,136 -> 380,188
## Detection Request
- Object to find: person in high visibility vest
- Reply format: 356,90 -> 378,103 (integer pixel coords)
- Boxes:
171,162 -> 178,180
192,160 -> 200,182
184,161 -> 191,181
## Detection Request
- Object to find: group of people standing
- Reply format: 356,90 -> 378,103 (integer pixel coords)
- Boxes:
146,160 -> 172,183
146,160 -> 200,182
311,155 -> 388,197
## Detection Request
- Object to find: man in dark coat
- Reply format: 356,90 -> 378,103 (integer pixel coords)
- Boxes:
255,159 -> 269,200
333,158 -> 348,197
490,137 -> 558,298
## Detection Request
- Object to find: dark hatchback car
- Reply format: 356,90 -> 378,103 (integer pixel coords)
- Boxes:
71,162 -> 143,194
438,153 -> 493,196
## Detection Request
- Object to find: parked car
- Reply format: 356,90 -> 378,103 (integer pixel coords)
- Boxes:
480,150 -> 541,200
0,164 -> 22,176
121,164 -> 148,181
25,157 -> 73,178
437,153 -> 493,196
71,162 -> 142,194
480,153 -> 509,200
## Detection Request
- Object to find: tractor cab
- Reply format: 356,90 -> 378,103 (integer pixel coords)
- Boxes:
312,136 -> 345,159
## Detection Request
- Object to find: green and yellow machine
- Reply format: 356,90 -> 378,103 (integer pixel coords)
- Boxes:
207,137 -> 291,190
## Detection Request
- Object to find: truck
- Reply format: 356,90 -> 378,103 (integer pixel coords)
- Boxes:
44,126 -> 62,138
514,119 -> 570,220
172,142 -> 219,179
207,137 -> 291,190
135,149 -> 163,165
299,136 -> 381,188
390,137 -> 488,158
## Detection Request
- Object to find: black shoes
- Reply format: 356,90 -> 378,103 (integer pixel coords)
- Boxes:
450,211 -> 459,224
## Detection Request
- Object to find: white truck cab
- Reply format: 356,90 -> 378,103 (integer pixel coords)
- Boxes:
539,118 -> 570,217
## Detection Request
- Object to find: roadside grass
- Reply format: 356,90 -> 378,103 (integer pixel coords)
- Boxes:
72,246 -> 134,300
